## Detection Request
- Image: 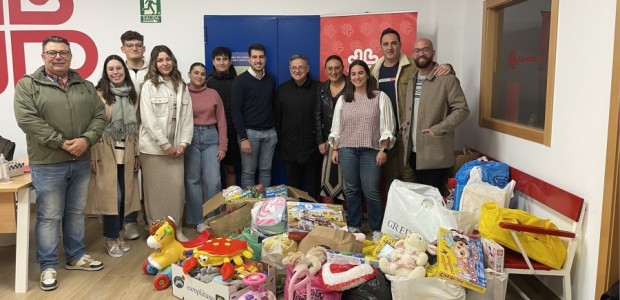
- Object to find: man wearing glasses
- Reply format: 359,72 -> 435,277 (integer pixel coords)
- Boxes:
370,28 -> 453,193
14,36 -> 105,291
276,54 -> 322,200
403,38 -> 469,196
231,43 -> 278,188
120,30 -> 148,91
119,30 -> 147,240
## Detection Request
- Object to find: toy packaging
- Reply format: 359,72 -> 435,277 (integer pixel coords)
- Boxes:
253,197 -> 288,236
265,184 -> 288,198
436,227 -> 487,293
325,249 -> 366,266
286,202 -> 347,240
481,237 -> 505,273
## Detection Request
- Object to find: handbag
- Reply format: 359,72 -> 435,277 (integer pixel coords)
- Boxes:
0,135 -> 16,161
452,147 -> 480,177
478,202 -> 567,269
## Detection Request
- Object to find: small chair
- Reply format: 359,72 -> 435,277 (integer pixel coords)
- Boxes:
500,167 -> 586,300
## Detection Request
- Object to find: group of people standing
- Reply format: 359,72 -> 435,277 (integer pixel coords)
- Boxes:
13,26 -> 469,292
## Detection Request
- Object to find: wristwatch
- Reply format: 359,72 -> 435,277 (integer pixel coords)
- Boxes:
380,147 -> 388,153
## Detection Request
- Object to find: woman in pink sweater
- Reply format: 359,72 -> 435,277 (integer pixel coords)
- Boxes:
184,62 -> 227,233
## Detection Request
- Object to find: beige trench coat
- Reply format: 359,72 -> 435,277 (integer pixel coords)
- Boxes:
85,95 -> 141,216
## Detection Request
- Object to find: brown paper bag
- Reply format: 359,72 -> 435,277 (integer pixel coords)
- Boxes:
452,147 -> 481,177
204,203 -> 252,237
298,226 -> 362,253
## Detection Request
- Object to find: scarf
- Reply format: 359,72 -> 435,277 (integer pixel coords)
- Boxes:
104,85 -> 137,142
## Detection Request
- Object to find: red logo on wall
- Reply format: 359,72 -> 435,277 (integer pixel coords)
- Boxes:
0,0 -> 98,94
507,49 -> 538,70
319,13 -> 417,81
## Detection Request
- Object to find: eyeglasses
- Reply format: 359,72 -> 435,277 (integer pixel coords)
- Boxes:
413,48 -> 432,55
124,43 -> 144,50
289,66 -> 308,72
326,66 -> 342,73
43,50 -> 71,58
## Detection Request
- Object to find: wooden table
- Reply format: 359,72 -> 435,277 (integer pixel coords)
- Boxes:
0,174 -> 33,293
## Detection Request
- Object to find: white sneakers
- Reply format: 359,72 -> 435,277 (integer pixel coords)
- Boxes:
348,226 -> 362,233
372,231 -> 382,243
196,223 -> 207,233
124,222 -> 140,240
176,229 -> 189,242
40,268 -> 58,291
65,254 -> 104,271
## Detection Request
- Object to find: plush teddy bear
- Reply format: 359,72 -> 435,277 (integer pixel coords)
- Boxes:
282,248 -> 324,275
378,232 -> 429,278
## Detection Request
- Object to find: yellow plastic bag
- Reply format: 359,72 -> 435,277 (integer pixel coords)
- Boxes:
478,202 -> 567,269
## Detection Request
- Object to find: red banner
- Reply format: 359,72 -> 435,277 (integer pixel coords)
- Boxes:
319,12 -> 417,81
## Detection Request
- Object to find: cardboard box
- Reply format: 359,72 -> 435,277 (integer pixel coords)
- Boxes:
436,227 -> 487,293
481,237 -> 504,273
286,202 -> 347,240
171,263 -> 275,300
203,186 -> 315,237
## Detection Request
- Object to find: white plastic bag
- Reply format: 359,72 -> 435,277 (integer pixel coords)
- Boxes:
465,269 -> 508,300
460,167 -> 516,229
387,275 -> 466,300
261,233 -> 298,270
382,180 -> 459,241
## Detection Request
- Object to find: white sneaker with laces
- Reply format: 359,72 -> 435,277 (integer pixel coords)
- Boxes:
40,268 -> 58,291
176,229 -> 189,242
196,223 -> 207,234
65,254 -> 104,271
372,231 -> 382,243
124,222 -> 140,240
347,226 -> 361,233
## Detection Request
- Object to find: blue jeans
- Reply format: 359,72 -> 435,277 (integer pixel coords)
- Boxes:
239,128 -> 277,188
31,160 -> 90,270
103,165 -> 125,238
184,125 -> 221,225
338,147 -> 383,231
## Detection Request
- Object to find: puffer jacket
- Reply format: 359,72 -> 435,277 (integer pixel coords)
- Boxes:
14,66 -> 105,164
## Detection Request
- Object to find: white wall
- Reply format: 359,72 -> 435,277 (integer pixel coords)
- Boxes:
0,1 -> 613,299
452,0 -> 615,299
0,0 -> 434,159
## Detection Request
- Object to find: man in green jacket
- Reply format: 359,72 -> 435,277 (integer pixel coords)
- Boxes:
14,36 -> 106,291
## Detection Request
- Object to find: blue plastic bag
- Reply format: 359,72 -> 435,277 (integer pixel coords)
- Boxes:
453,157 -> 509,210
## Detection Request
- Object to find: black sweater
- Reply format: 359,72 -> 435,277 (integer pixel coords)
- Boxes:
231,71 -> 276,140
206,67 -> 237,137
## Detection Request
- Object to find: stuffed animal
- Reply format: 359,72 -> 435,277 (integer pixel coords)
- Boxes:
378,232 -> 429,278
282,246 -> 326,276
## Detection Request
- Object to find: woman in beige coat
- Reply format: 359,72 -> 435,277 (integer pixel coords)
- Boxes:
86,55 -> 141,258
